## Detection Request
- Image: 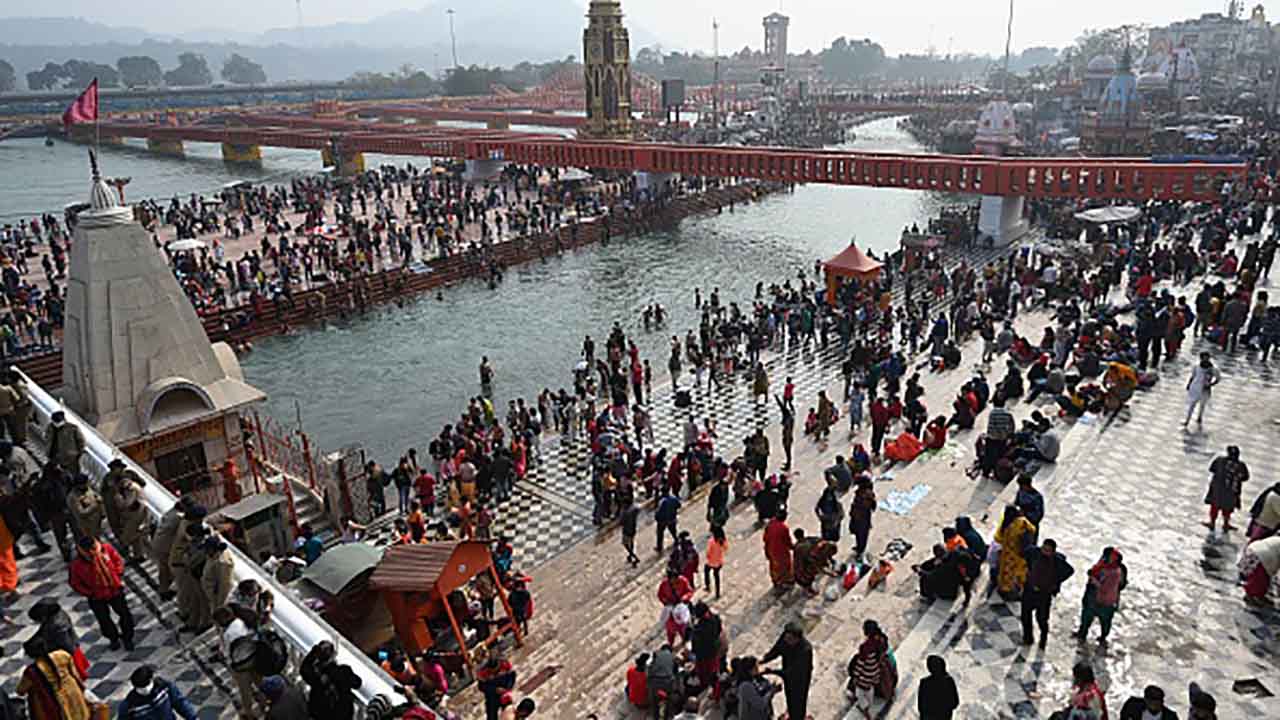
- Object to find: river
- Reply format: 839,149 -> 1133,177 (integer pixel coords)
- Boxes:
1,116 -> 955,461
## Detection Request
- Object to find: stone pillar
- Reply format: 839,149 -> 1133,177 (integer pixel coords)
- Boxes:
146,138 -> 185,157
464,158 -> 507,182
221,143 -> 262,164
977,195 -> 1028,247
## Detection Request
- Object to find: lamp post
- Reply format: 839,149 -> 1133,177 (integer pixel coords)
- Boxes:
447,9 -> 459,70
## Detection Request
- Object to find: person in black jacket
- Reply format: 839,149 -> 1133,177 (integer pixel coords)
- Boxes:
1021,539 -> 1074,648
918,655 -> 960,719
761,622 -> 813,720
27,599 -> 79,658
300,640 -> 362,720
1120,685 -> 1179,720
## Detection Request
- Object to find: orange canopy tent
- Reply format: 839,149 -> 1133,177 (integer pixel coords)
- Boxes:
823,243 -> 884,304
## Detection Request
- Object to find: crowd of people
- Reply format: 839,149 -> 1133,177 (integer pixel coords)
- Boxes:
9,118 -> 1280,720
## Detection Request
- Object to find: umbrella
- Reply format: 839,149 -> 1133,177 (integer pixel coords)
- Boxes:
168,238 -> 206,252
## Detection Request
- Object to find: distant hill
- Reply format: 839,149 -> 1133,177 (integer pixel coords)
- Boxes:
0,3 -> 659,88
0,16 -> 171,45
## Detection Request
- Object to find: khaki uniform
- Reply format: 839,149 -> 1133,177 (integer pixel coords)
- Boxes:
151,507 -> 183,594
115,476 -> 150,560
66,484 -> 104,540
170,518 -> 201,624
1,445 -> 39,484
49,422 -> 85,474
183,542 -> 212,630
0,383 -> 19,444
101,469 -> 127,542
5,378 -> 30,445
201,547 -> 235,618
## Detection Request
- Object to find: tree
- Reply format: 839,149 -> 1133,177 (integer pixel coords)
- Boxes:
26,62 -> 63,91
221,53 -> 267,85
0,60 -> 15,93
444,65 -> 506,96
819,37 -> 887,81
61,59 -> 119,88
117,55 -> 164,87
164,52 -> 213,87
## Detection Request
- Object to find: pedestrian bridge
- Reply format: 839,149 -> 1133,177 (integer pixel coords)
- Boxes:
66,114 -> 1245,203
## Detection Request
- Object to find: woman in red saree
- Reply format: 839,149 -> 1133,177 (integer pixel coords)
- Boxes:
763,511 -> 794,588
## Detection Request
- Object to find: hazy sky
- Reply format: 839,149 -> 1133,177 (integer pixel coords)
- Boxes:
9,1 -> 1253,55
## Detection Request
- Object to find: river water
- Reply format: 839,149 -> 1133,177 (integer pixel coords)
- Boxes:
0,117 -> 954,461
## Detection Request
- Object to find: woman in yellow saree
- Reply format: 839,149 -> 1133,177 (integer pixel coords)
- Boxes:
994,504 -> 1037,597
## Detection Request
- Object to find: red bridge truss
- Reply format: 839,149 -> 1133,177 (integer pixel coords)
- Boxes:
86,116 -> 1245,202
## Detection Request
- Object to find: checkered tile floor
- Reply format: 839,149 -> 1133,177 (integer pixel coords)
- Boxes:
2,548 -> 239,719
883,265 -> 1280,719
460,239 -> 1020,570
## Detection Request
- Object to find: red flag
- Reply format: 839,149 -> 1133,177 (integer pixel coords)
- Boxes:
62,79 -> 99,127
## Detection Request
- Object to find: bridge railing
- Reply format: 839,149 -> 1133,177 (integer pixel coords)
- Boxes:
17,370 -> 401,720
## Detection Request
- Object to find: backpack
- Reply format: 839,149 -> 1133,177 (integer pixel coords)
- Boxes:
230,629 -> 289,675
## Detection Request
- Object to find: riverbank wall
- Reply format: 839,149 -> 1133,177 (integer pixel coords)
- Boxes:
17,180 -> 783,389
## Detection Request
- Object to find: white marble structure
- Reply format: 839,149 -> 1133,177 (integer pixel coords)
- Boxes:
972,100 -> 1028,247
61,156 -> 264,467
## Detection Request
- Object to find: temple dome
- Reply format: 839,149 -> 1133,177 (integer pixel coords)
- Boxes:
1087,54 -> 1117,75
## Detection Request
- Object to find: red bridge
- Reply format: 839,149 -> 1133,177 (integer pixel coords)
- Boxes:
79,114 -> 1245,202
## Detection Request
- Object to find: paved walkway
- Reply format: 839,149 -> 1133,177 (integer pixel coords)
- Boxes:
463,242 -> 1280,719
884,318 -> 1280,719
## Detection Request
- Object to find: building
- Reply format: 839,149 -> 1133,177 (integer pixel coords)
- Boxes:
763,13 -> 790,70
582,0 -> 633,139
1082,54 -> 1117,110
61,154 -> 265,503
1080,47 -> 1151,156
1146,5 -> 1275,92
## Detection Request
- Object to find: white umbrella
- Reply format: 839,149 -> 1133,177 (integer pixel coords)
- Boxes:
168,238 -> 206,252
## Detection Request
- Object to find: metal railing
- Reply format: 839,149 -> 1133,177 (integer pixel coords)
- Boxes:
17,369 -> 400,720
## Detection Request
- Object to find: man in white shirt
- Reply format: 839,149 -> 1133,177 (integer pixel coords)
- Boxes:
1184,352 -> 1220,427
214,606 -> 258,719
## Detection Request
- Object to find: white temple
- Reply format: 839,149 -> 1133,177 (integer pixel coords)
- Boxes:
61,152 -> 264,485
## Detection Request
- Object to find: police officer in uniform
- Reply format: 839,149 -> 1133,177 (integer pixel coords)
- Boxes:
0,378 -> 19,445
4,369 -> 31,447
115,474 -> 150,562
48,411 -> 85,474
101,458 -> 130,545
151,496 -> 195,600
169,504 -> 208,631
181,526 -> 213,633
66,473 -> 104,541
201,536 -> 235,621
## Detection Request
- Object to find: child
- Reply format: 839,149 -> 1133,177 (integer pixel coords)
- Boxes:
803,407 -> 819,436
704,526 -> 728,599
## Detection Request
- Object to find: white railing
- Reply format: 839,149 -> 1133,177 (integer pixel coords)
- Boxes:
18,370 -> 402,720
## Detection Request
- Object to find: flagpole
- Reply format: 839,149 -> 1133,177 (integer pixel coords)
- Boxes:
93,76 -> 100,158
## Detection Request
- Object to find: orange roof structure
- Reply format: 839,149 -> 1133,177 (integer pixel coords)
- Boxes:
823,242 -> 884,304
824,243 -> 884,276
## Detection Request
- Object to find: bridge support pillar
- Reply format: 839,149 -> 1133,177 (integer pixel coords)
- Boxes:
977,195 -> 1028,247
322,148 -> 366,176
464,158 -> 507,182
146,137 -> 185,157
221,143 -> 262,164
635,171 -> 677,195
486,118 -> 510,130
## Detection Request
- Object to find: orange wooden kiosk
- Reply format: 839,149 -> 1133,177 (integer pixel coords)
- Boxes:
823,242 -> 884,303
368,541 -> 521,678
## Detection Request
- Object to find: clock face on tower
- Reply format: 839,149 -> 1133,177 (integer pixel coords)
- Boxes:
589,42 -> 603,62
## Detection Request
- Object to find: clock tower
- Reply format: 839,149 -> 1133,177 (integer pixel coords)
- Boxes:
582,0 -> 633,138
